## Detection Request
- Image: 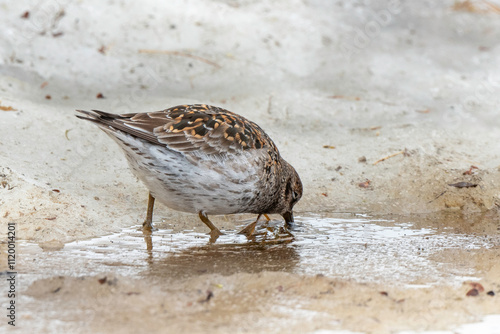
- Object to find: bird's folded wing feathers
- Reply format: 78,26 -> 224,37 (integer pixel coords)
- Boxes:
77,104 -> 275,156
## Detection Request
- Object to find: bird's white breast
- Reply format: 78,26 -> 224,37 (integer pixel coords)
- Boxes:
108,131 -> 265,215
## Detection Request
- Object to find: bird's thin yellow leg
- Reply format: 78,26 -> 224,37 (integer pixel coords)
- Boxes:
198,211 -> 223,243
261,213 -> 272,230
142,192 -> 155,231
237,214 -> 262,238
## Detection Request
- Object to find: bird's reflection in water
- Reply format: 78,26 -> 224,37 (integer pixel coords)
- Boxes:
140,226 -> 299,279
143,228 -> 153,254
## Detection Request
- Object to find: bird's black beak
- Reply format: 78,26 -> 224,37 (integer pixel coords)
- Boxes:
282,211 -> 294,229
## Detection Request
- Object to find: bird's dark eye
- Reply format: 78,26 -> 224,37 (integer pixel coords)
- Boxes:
292,191 -> 299,200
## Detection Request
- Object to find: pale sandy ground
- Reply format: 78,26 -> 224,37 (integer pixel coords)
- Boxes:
1,0 -> 500,333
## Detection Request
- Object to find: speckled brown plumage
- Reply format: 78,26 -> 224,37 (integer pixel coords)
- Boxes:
76,104 -> 302,242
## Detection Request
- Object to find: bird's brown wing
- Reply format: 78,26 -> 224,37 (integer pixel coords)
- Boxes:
77,104 -> 277,156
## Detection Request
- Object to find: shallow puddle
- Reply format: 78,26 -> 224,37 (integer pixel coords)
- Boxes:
19,213 -> 500,286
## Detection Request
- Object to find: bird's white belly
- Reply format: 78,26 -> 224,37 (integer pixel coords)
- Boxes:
113,133 -> 261,215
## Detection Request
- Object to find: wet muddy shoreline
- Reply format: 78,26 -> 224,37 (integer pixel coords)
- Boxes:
8,212 -> 500,333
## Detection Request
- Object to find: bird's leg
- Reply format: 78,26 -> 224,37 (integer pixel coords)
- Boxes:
262,214 -> 271,229
198,211 -> 223,243
142,192 -> 155,231
237,214 -> 262,238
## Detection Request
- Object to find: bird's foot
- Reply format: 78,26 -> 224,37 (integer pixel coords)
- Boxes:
278,225 -> 295,239
237,221 -> 257,239
142,220 -> 159,232
208,228 -> 224,243
142,220 -> 153,231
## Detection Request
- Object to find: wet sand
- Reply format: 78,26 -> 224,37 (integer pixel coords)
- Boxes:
2,213 -> 498,333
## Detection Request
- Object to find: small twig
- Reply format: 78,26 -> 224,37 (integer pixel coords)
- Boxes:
453,0 -> 500,13
0,104 -> 16,111
484,0 -> 500,13
373,151 -> 405,165
138,49 -> 221,68
51,9 -> 65,30
448,182 -> 478,188
199,290 -> 213,303
328,95 -> 361,101
428,190 -> 447,204
64,129 -> 71,141
267,95 -> 273,114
